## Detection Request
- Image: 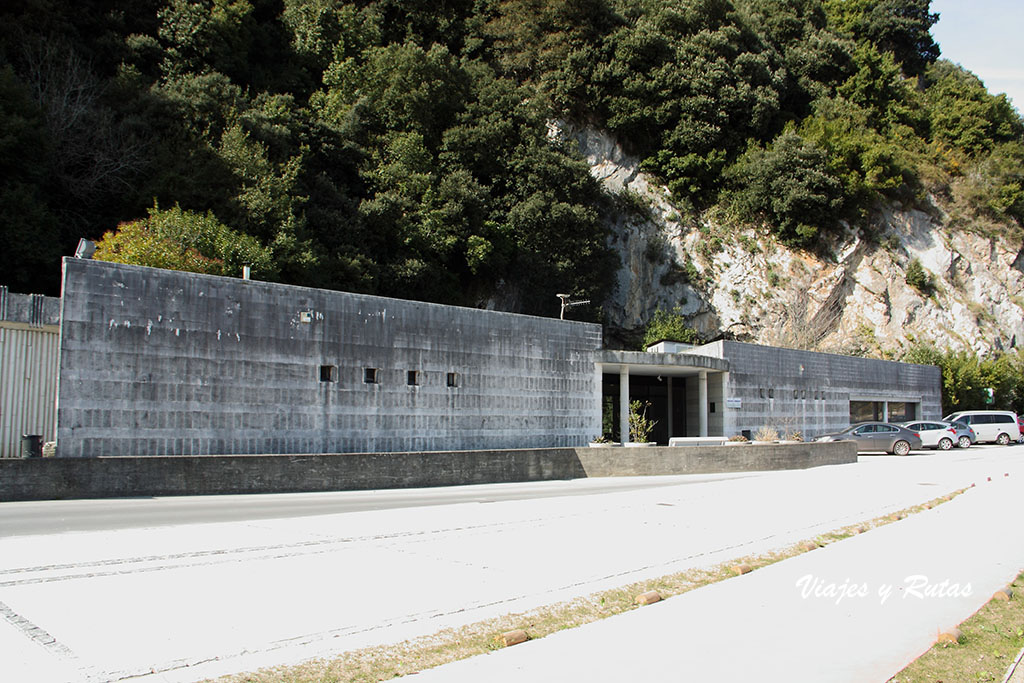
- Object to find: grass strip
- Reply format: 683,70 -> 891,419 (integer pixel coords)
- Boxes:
888,571 -> 1024,683
214,489 -> 968,683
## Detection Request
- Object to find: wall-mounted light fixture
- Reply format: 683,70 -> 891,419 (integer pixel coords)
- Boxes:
74,239 -> 96,259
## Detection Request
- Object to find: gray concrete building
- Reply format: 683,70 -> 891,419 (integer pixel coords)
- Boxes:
49,258 -> 941,457
600,340 -> 941,443
56,259 -> 602,457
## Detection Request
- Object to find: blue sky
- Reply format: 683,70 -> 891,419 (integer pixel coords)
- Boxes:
930,0 -> 1024,112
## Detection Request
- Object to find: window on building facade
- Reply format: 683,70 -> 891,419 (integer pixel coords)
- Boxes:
850,400 -> 883,423
407,370 -> 420,386
319,365 -> 336,382
447,372 -> 459,388
364,368 -> 380,384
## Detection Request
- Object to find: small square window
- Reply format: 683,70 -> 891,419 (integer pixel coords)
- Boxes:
407,370 -> 420,386
319,365 -> 336,382
710,402 -> 716,413
364,368 -> 380,384
447,372 -> 459,388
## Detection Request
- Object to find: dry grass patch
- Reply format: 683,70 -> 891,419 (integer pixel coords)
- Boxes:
213,490 -> 968,683
888,572 -> 1024,683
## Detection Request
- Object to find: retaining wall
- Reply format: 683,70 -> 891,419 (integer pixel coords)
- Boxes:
0,441 -> 857,501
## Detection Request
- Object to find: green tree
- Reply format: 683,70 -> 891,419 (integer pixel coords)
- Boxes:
727,130 -> 846,246
902,345 -> 1024,415
959,142 -> 1024,226
94,203 -> 276,278
823,0 -> 939,76
642,307 -> 700,349
597,0 -> 788,200
923,61 -> 1023,157
799,96 -> 914,206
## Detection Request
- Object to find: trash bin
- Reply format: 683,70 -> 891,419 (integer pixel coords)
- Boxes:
21,434 -> 43,458
741,429 -> 752,441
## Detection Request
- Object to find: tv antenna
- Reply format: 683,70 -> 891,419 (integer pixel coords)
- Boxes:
557,293 -> 590,320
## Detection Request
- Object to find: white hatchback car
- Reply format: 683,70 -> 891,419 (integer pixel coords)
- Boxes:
942,411 -> 1021,445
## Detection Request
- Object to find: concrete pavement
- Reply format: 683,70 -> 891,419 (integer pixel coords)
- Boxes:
2,447 -> 1023,682
411,466 -> 1024,682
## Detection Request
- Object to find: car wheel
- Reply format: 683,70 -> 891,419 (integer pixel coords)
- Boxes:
957,436 -> 971,449
997,433 -> 1011,445
892,440 -> 911,456
937,438 -> 953,451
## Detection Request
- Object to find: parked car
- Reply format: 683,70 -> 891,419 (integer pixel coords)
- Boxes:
949,421 -> 977,449
815,422 -> 923,455
898,420 -> 971,450
942,410 -> 1021,445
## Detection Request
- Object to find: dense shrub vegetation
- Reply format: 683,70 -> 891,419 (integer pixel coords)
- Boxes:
641,306 -> 701,349
1,0 -> 1020,318
904,345 -> 1024,416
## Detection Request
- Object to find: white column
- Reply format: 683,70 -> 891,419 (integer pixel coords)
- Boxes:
619,367 -> 630,444
698,371 -> 708,437
720,371 -> 731,437
666,377 -> 674,439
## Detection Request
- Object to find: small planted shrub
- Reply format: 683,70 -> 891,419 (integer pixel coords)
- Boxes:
628,399 -> 657,443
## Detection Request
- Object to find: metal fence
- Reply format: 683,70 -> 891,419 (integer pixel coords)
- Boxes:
1,286 -> 60,458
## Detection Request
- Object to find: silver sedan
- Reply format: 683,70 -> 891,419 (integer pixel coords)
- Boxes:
815,422 -> 923,455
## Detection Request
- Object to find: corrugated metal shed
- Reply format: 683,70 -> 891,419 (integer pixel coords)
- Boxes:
0,287 -> 60,458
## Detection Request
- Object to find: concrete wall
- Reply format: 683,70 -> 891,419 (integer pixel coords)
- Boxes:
0,287 -> 61,327
56,259 -> 602,457
577,441 -> 856,477
0,442 -> 858,501
694,341 -> 942,438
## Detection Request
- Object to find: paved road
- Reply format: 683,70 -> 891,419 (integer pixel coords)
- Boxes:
0,473 -> 755,537
2,446 -> 1021,683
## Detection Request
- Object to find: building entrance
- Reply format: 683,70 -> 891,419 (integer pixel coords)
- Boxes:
602,374 -> 687,444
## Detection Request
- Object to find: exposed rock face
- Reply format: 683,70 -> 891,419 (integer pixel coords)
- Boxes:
553,120 -> 1024,355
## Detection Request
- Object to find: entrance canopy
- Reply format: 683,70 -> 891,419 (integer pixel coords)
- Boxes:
597,350 -> 729,377
596,350 -> 730,443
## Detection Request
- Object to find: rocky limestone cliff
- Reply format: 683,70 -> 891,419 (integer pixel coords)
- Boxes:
552,121 -> 1024,356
